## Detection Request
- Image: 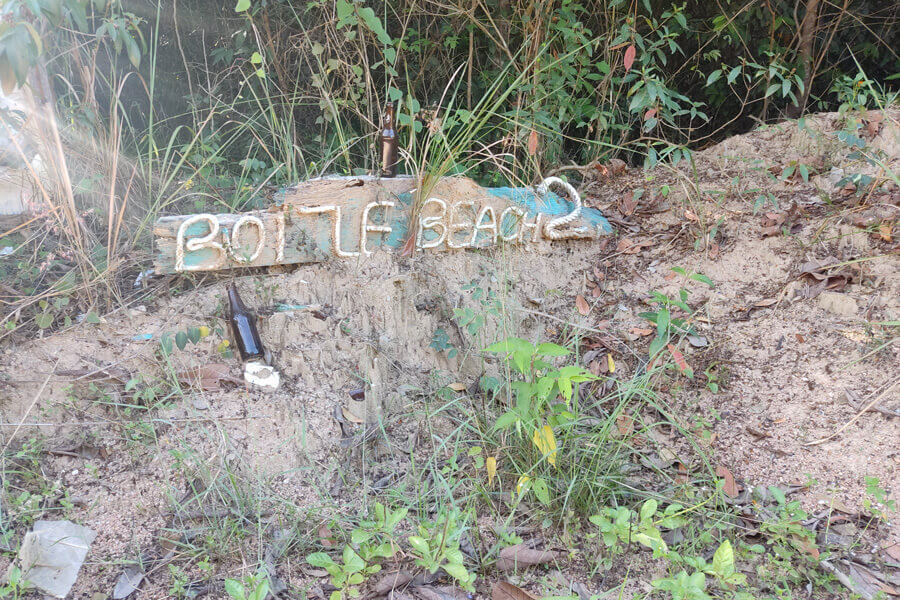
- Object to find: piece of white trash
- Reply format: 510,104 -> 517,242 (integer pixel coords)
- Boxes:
13,520 -> 96,598
244,360 -> 280,390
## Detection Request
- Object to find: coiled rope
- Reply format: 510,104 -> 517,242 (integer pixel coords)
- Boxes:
537,176 -> 595,240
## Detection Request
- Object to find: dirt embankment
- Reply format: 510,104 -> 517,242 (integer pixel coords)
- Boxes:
0,110 -> 897,596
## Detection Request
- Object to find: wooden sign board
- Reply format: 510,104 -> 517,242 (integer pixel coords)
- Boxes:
153,176 -> 612,274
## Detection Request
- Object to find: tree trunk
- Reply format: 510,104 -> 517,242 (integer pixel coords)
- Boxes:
788,0 -> 820,118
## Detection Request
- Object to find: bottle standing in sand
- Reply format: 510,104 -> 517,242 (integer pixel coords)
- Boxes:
380,101 -> 398,177
226,283 -> 264,362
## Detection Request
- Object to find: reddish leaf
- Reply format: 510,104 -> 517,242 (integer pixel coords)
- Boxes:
400,233 -> 416,257
715,465 -> 739,498
318,524 -> 337,548
527,129 -> 539,156
630,327 -> 653,337
623,44 -> 636,72
666,344 -> 691,376
575,294 -> 590,316
675,462 -> 690,484
644,108 -> 657,120
616,413 -> 634,437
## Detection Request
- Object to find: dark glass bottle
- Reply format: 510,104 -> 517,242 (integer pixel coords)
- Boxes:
226,283 -> 264,362
380,102 -> 398,177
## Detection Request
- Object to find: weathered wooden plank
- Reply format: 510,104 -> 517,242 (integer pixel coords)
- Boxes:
153,175 -> 611,274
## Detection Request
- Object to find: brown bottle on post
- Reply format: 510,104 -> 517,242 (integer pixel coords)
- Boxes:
380,102 -> 398,177
226,283 -> 264,362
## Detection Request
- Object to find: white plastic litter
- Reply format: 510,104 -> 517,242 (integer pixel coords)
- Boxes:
16,520 -> 96,598
244,360 -> 280,390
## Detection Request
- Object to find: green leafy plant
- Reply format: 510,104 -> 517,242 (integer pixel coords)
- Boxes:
351,502 -> 406,563
406,508 -> 475,591
589,499 -> 686,562
306,546 -> 380,600
0,564 -> 25,599
486,338 -> 595,434
223,568 -> 269,600
683,540 -> 747,587
652,570 -> 711,600
864,476 -> 896,519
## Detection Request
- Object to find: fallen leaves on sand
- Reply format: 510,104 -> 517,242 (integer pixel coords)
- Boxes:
495,544 -> 562,571
616,238 -> 653,254
797,256 -> 859,299
716,465 -> 739,498
575,294 -> 590,315
177,363 -> 242,391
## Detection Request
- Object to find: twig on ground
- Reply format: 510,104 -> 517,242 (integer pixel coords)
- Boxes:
803,379 -> 899,446
2,357 -> 59,454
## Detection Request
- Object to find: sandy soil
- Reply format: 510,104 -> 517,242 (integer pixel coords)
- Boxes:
0,109 -> 897,598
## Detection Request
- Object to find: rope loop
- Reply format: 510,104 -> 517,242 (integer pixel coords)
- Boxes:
536,176 -> 594,240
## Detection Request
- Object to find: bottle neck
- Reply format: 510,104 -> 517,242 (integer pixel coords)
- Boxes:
227,284 -> 246,312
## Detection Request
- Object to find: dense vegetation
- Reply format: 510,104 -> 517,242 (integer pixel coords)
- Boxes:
0,0 -> 896,315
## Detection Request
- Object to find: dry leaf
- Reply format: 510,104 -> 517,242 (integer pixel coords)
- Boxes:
178,363 -> 242,391
675,462 -> 690,484
879,223 -> 893,242
372,571 -> 415,596
318,524 -> 337,548
575,294 -> 590,316
618,191 -> 638,216
616,413 -> 634,437
590,285 -> 603,298
608,158 -> 627,176
493,582 -> 539,600
527,130 -> 539,156
623,44 -> 636,71
496,544 -> 562,571
630,327 -> 653,337
715,465 -> 739,498
882,541 -> 900,562
341,406 -> 364,424
607,353 -> 615,374
448,382 -> 466,391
